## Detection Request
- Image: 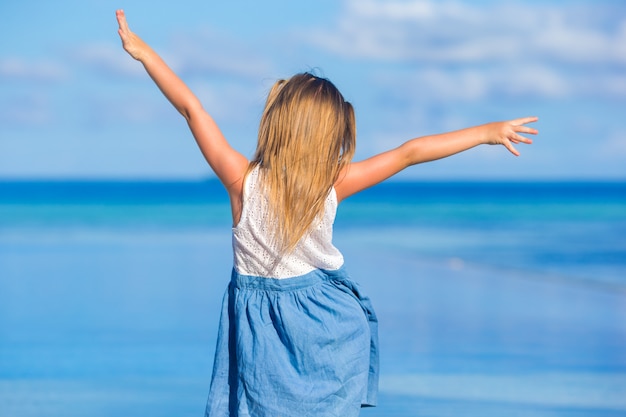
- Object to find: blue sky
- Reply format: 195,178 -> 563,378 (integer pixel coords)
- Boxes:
1,0 -> 625,180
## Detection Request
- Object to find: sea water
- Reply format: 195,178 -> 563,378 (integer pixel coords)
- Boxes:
1,180 -> 625,416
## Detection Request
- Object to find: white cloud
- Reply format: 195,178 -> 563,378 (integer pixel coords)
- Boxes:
530,7 -> 626,66
589,73 -> 626,98
600,130 -> 626,157
72,28 -> 274,83
86,93 -> 173,126
0,93 -> 53,126
190,80 -> 265,124
0,58 -> 67,82
166,29 -> 274,80
68,29 -> 272,128
311,0 -> 626,66
303,0 -> 626,100
72,43 -> 146,78
375,65 -> 570,103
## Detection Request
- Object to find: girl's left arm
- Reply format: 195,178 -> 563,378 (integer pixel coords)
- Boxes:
116,10 -> 248,194
335,117 -> 538,201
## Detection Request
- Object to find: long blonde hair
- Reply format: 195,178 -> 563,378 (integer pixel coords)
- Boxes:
249,72 -> 356,254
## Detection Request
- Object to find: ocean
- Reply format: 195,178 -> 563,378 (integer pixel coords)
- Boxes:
1,180 -> 625,416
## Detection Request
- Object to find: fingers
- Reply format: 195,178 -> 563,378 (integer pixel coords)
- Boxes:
116,9 -> 130,34
504,140 -> 520,157
512,133 -> 533,144
506,120 -> 535,155
491,117 -> 537,156
510,116 -> 539,126
510,118 -> 538,148
514,125 -> 538,136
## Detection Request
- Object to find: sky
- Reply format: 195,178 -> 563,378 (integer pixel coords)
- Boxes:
1,0 -> 625,180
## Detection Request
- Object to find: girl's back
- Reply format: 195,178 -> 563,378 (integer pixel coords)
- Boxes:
232,164 -> 344,279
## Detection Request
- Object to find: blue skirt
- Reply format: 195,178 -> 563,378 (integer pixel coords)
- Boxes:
205,267 -> 379,417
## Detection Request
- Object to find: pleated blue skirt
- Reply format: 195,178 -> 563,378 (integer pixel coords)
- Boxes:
205,267 -> 378,417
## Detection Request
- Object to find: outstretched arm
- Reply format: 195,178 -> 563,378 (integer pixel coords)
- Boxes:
115,10 -> 248,194
335,117 -> 538,201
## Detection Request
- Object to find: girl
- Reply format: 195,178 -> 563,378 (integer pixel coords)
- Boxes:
116,9 -> 537,417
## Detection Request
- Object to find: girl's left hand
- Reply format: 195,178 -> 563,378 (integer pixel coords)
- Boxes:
485,116 -> 539,156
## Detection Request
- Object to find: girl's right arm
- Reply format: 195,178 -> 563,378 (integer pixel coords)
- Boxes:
115,10 -> 248,198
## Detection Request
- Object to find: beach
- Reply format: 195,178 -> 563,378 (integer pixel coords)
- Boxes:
1,180 -> 625,416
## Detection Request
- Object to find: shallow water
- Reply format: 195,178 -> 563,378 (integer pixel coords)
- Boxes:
1,181 -> 625,416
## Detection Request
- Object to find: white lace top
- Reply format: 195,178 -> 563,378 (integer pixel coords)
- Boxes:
232,166 -> 344,279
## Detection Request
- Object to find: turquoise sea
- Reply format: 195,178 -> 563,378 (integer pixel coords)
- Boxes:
1,180 -> 625,416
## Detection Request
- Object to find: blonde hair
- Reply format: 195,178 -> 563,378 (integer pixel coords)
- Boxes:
249,72 -> 356,254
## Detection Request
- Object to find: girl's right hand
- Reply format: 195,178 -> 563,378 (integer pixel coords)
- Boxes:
116,9 -> 149,61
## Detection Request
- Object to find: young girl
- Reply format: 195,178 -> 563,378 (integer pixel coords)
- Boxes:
116,9 -> 537,417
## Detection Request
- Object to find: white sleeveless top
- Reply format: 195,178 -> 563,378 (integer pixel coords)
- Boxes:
232,166 -> 344,279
